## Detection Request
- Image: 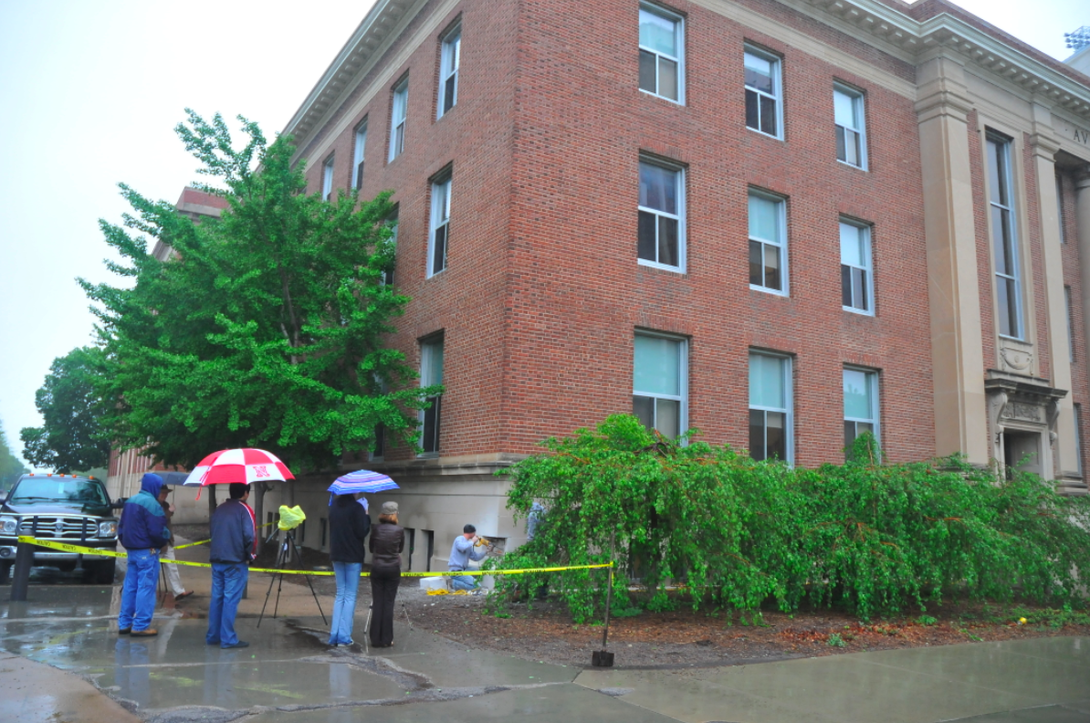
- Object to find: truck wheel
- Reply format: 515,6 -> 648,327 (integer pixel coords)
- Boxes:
94,559 -> 116,585
0,562 -> 10,584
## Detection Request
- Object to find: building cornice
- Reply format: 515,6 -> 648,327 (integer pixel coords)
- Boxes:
797,0 -> 1090,118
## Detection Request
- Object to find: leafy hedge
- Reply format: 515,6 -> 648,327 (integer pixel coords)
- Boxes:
492,415 -> 1090,622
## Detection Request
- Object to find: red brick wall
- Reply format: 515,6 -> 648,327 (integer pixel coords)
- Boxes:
300,0 -> 935,465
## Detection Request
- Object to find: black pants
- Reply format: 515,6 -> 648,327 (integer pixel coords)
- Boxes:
369,566 -> 401,646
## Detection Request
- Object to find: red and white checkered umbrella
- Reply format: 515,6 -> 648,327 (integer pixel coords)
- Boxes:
182,448 -> 295,489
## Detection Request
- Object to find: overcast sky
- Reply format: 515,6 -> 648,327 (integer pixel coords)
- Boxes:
0,0 -> 1085,471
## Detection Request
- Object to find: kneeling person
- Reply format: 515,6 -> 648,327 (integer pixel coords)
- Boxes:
448,524 -> 489,591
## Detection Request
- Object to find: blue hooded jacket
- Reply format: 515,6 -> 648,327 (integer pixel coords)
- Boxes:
118,473 -> 171,550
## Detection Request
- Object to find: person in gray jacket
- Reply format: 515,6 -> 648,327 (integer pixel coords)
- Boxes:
367,501 -> 404,647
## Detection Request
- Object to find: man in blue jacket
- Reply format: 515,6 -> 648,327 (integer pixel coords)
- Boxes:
206,483 -> 256,649
117,473 -> 171,637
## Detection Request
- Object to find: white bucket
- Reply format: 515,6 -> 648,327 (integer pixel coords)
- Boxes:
419,576 -> 446,591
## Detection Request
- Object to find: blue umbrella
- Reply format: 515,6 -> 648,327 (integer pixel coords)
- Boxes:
328,469 -> 399,496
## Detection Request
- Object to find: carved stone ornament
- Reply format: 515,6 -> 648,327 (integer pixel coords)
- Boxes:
1001,402 -> 1042,422
999,346 -> 1033,372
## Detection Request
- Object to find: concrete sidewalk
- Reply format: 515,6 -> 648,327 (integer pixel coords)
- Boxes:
5,545 -> 1090,722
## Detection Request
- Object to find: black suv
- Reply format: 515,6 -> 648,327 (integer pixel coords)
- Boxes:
0,474 -> 118,584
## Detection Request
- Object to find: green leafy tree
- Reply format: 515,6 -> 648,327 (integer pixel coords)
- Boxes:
0,423 -> 29,491
496,415 -> 1090,622
79,110 -> 438,476
20,347 -> 110,473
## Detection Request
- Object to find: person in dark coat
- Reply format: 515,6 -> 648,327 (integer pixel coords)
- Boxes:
328,491 -> 372,646
206,483 -> 256,649
368,501 -> 404,647
117,473 -> 171,637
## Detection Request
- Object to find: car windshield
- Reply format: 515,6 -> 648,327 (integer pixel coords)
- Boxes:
9,479 -> 109,506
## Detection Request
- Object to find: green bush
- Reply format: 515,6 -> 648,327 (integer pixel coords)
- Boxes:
492,414 -> 1090,622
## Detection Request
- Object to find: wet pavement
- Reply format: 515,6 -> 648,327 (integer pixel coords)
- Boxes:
4,582 -> 1090,721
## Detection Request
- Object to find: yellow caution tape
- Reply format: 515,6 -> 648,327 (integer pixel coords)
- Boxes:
16,536 -> 612,578
173,521 -> 275,550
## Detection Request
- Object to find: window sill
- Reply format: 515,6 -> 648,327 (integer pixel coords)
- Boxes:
998,334 -> 1027,343
426,268 -> 447,280
843,306 -> 875,317
638,259 -> 686,274
416,452 -> 439,460
750,284 -> 789,297
639,88 -> 685,106
746,127 -> 784,142
836,159 -> 867,172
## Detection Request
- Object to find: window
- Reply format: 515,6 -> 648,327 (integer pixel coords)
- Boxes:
638,159 -> 684,270
1067,286 -> 1075,362
1076,404 -> 1083,477
428,174 -> 452,277
749,352 -> 792,463
352,121 -> 367,189
438,25 -> 461,118
638,4 -> 683,103
834,84 -> 866,168
1057,174 -> 1066,244
744,46 -> 781,138
383,208 -> 398,286
843,367 -> 879,452
322,155 -> 334,201
389,78 -> 409,162
419,337 -> 444,455
986,133 -> 1022,338
748,191 -> 787,294
633,332 -> 687,438
840,220 -> 873,314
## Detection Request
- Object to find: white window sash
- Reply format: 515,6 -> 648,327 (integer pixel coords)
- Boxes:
834,85 -> 867,169
322,157 -> 334,201
633,332 -> 688,437
389,81 -> 408,162
638,4 -> 684,104
840,222 -> 873,315
637,161 -> 686,272
987,135 -> 1023,340
438,28 -> 461,118
843,368 -> 880,445
748,352 -> 793,465
353,123 -> 367,189
744,47 -> 782,139
428,178 -> 452,277
748,192 -> 788,295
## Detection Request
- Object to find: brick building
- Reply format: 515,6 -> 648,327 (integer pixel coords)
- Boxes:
113,0 -> 1090,570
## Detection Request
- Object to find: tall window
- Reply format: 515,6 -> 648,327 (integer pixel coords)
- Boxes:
841,220 -> 873,314
383,208 -> 398,286
633,333 -> 687,438
638,159 -> 684,271
1067,286 -> 1076,362
843,367 -> 879,452
352,121 -> 367,189
389,78 -> 409,162
749,352 -> 792,463
638,3 -> 683,103
438,25 -> 461,118
744,46 -> 781,138
834,84 -> 866,168
322,155 -> 334,201
749,190 -> 787,294
986,133 -> 1022,338
428,174 -> 452,277
419,337 -> 444,455
1057,174 -> 1066,244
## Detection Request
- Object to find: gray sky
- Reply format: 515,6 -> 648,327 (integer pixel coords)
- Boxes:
0,0 -> 1085,470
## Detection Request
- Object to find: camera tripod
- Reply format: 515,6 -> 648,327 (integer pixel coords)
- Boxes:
257,529 -> 327,628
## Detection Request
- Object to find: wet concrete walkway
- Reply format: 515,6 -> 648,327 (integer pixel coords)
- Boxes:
4,582 -> 1090,722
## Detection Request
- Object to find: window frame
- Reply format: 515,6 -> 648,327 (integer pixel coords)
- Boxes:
637,156 -> 686,273
418,335 -> 444,457
632,330 -> 689,439
748,188 -> 788,296
437,24 -> 461,119
428,173 -> 452,278
352,120 -> 367,189
638,2 -> 685,105
748,351 -> 794,465
833,83 -> 867,170
840,219 -> 874,315
389,77 -> 409,162
383,207 -> 399,287
843,366 -> 880,453
744,44 -> 783,140
985,132 -> 1024,340
321,154 -> 335,201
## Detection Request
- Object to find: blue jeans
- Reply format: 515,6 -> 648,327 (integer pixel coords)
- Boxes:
329,561 -> 361,645
119,548 -> 160,631
207,562 -> 248,647
450,572 -> 476,591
